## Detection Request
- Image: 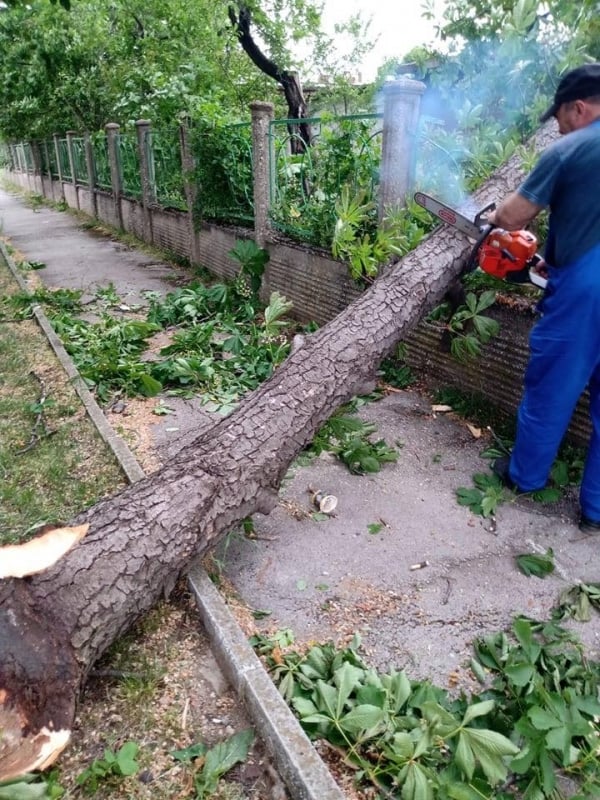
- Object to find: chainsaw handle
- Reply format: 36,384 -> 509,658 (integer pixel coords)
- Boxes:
473,202 -> 496,229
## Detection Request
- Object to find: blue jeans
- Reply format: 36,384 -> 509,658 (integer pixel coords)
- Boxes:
508,241 -> 600,521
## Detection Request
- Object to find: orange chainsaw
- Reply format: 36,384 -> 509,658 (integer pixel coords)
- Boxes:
414,192 -> 547,289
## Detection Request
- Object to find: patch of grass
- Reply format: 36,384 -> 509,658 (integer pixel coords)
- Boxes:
0,256 -> 126,544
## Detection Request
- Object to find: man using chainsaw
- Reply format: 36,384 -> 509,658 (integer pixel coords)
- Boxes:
487,63 -> 600,532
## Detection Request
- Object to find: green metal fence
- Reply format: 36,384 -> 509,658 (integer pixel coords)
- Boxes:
2,110 -> 470,253
118,132 -> 141,199
10,142 -> 35,173
268,113 -> 383,248
90,133 -> 111,191
190,120 -> 253,225
150,127 -> 187,211
70,137 -> 89,185
57,138 -> 71,181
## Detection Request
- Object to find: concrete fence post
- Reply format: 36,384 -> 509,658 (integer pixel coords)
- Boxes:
250,101 -> 274,248
135,120 -> 155,243
52,133 -> 65,203
43,140 -> 52,180
179,116 -> 200,264
30,141 -> 43,194
84,132 -> 98,218
6,144 -> 15,172
105,123 -> 124,230
379,78 -> 426,221
66,130 -> 80,209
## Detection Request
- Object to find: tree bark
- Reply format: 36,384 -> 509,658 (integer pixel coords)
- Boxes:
0,125 -> 557,780
228,3 -> 311,152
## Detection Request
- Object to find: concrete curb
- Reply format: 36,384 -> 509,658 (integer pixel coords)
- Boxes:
0,237 -> 344,800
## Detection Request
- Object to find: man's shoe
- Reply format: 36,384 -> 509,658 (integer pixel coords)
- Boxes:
492,456 -> 518,491
579,515 -> 600,534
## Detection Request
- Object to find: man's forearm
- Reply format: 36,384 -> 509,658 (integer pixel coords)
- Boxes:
488,191 -> 543,230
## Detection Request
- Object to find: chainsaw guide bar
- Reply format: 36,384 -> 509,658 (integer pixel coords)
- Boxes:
413,192 -> 547,289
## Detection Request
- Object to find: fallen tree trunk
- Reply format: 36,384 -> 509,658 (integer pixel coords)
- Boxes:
0,126 -> 556,779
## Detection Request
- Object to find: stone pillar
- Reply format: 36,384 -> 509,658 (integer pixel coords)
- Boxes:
250,101 -> 274,249
379,78 -> 426,220
179,116 -> 200,264
30,141 -> 41,175
84,132 -> 98,218
6,144 -> 16,172
65,130 -> 80,209
52,133 -> 65,203
43,140 -> 52,179
105,123 -> 124,230
136,120 -> 155,243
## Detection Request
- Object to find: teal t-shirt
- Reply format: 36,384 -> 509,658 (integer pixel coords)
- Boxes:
518,118 -> 600,267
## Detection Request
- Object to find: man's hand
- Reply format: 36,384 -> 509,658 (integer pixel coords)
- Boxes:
530,257 -> 548,281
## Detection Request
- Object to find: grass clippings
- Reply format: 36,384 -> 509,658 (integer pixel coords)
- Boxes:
58,586 -> 287,800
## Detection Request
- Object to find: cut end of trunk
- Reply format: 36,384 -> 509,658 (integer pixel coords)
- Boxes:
0,703 -> 71,781
0,582 -> 81,782
0,524 -> 89,579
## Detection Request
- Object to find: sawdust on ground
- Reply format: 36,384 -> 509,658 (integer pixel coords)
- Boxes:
59,584 -> 289,800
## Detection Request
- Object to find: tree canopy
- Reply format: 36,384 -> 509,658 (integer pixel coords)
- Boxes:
0,0 -> 599,142
0,0 -> 376,140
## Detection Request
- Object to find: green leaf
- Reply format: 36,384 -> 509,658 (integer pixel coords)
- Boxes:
545,725 -> 571,756
316,679 -> 339,719
480,490 -> 500,518
462,699 -> 495,725
516,549 -> 555,578
292,697 -> 319,717
505,662 -> 534,687
389,731 -> 414,759
115,741 -> 139,776
465,726 -> 520,756
0,782 -> 50,800
456,486 -> 483,513
461,727 -> 518,785
367,522 -> 384,534
171,741 -> 208,762
400,762 -> 434,800
387,670 -> 412,713
529,706 -> 561,730
139,373 -> 163,396
475,289 -> 497,312
338,704 -> 385,734
202,728 -> 254,780
356,683 -> 386,709
531,486 -> 562,503
447,783 -> 487,800
455,731 -> 476,779
472,314 -> 500,342
333,662 -> 363,717
470,658 -> 488,684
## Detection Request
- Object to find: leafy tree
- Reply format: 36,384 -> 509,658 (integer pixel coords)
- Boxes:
0,0 -> 375,141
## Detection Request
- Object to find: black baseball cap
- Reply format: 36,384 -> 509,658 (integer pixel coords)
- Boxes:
540,63 -> 600,122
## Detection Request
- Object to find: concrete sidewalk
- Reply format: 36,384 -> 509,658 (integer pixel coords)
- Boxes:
2,185 -> 600,791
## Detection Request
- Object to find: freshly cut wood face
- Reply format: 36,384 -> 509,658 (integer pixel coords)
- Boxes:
0,698 -> 71,781
0,524 -> 89,579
